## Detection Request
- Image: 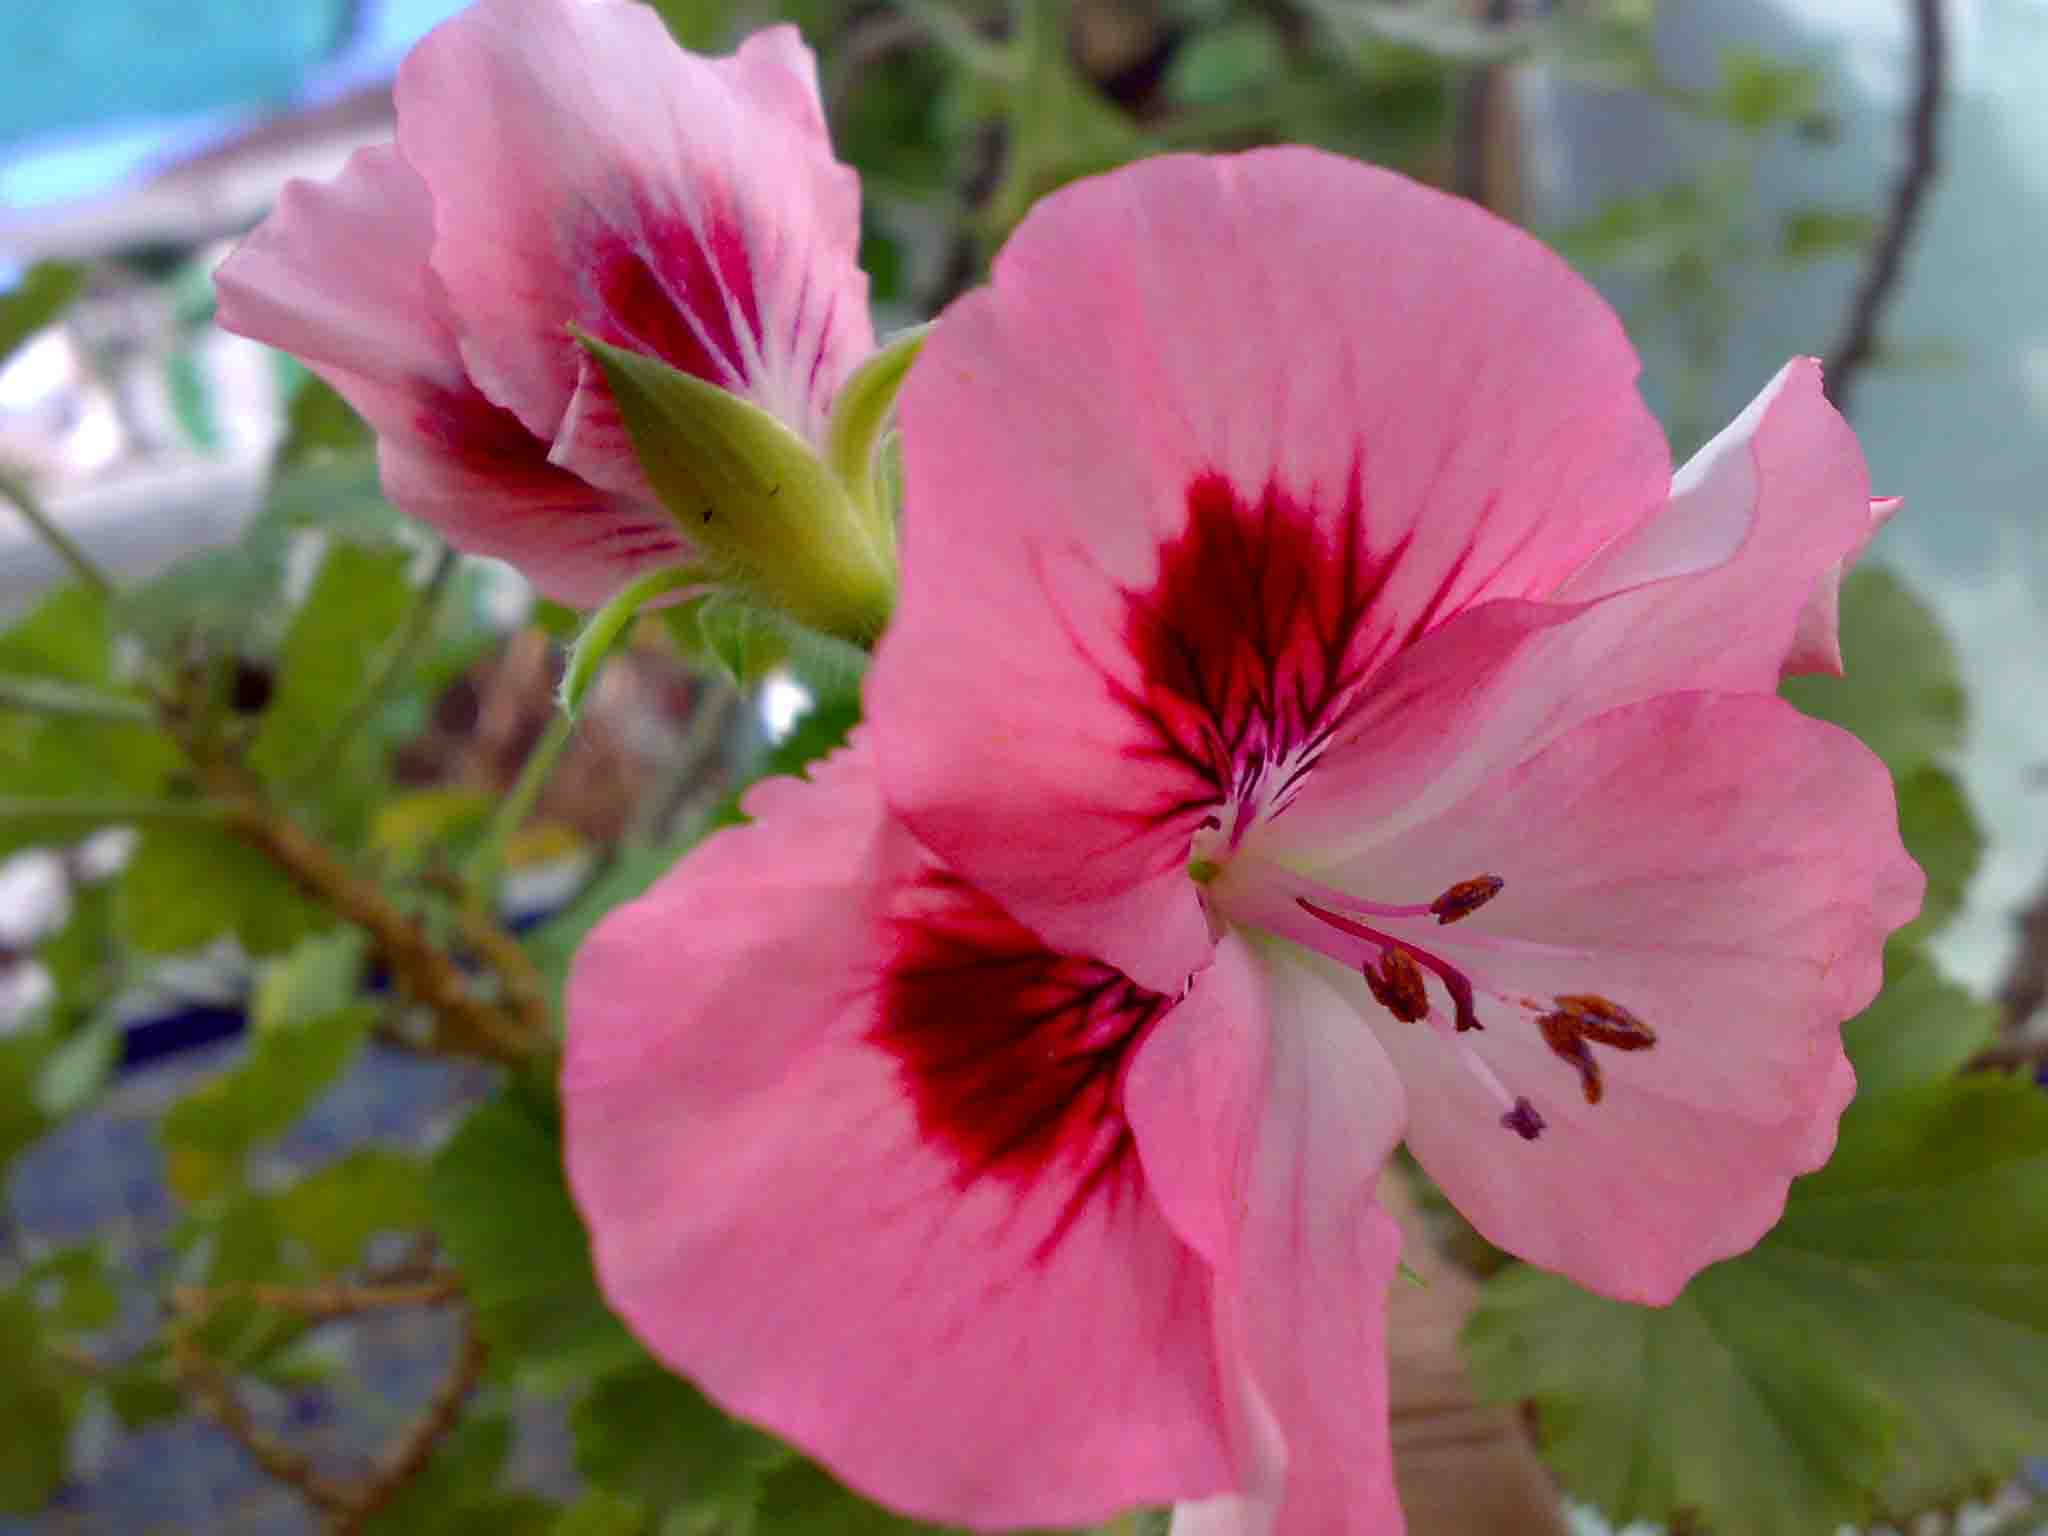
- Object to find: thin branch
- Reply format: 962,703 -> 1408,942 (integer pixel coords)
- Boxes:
464,708 -> 575,900
0,467 -> 114,597
1823,0 -> 1945,413
1452,0 -> 1517,207
1966,1035 -> 2048,1075
174,1273 -> 462,1321
194,751 -> 543,1065
329,1315 -> 488,1536
170,1311 -> 357,1516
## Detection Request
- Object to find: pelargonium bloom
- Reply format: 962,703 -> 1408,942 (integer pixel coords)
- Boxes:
565,149 -> 1921,1533
214,0 -> 871,608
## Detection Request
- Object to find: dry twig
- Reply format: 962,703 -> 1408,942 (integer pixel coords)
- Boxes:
1823,0 -> 1946,413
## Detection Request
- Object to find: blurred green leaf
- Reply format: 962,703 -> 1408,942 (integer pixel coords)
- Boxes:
251,929 -> 368,1034
552,1489 -> 651,1536
1779,206 -> 1877,266
1843,945 -> 1997,1104
752,1460 -> 982,1535
278,374 -> 372,469
0,585 -> 177,857
359,1414 -> 534,1536
1781,567 -> 1966,777
32,1009 -> 121,1118
371,788 -> 496,871
273,1147 -> 432,1270
0,1026 -> 54,1174
695,595 -> 793,687
1714,46 -> 1824,134
0,1290 -> 73,1513
428,1084 -> 638,1384
638,0 -> 730,50
522,837 -> 694,1009
574,1361 -> 792,1523
102,1352 -> 182,1430
35,877 -> 116,1005
1890,766 -> 1981,948
1467,1044 -> 2048,1531
1168,18 -> 1288,104
28,1245 -> 118,1332
0,263 -> 83,368
119,819 -> 323,957
158,1005 -> 373,1202
250,542 -> 415,789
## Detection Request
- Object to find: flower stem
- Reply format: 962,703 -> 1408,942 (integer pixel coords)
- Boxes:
465,709 -> 575,903
0,467 -> 113,597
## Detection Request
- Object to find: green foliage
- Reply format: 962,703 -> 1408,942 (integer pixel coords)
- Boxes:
1166,17 -> 1288,105
359,1414 -> 556,1536
0,1025 -> 55,1174
27,1244 -> 119,1332
1781,568 -> 1967,777
271,1147 -> 432,1269
573,1363 -> 793,1523
1466,1065 -> 2048,1532
1890,765 -> 1981,949
1713,46 -> 1824,135
0,263 -> 84,367
1779,206 -> 1877,266
428,1083 -> 638,1385
120,819 -> 323,956
158,1001 -> 373,1201
0,1290 -> 74,1514
278,373 -> 374,468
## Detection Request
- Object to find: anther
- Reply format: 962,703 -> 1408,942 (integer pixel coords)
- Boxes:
1297,899 -> 1484,1033
1500,1096 -> 1546,1141
1364,947 -> 1429,1023
1431,874 -> 1504,925
1537,994 -> 1655,1105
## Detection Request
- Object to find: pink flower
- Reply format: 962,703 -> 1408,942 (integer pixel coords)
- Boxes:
564,150 -> 1922,1533
214,0 -> 871,608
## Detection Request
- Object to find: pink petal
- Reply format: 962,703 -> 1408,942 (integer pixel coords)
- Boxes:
1558,358 -> 1876,683
214,146 -> 690,608
563,744 -> 1232,1528
1786,494 -> 1901,676
397,0 -> 872,496
1128,937 -> 1408,1534
1263,363 -> 1884,866
871,149 -> 1667,993
1324,692 -> 1922,1303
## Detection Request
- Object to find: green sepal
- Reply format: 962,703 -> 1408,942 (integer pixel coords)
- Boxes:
574,333 -> 894,645
824,323 -> 929,545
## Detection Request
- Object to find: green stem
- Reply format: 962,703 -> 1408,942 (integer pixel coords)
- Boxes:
465,711 -> 575,900
292,546 -> 458,788
0,795 -> 228,825
559,563 -> 709,719
0,674 -> 153,723
0,468 -> 113,597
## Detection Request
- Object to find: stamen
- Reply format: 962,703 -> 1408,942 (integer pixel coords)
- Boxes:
1537,994 -> 1655,1105
1500,1096 -> 1546,1141
1298,899 -> 1482,1032
1431,874 -> 1504,925
1363,946 -> 1429,1023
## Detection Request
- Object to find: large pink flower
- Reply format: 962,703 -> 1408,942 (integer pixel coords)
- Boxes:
565,150 -> 1921,1533
214,0 -> 872,607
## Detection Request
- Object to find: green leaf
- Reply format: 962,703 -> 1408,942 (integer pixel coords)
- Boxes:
577,333 -> 892,642
250,541 -> 416,787
428,1084 -> 637,1383
119,819 -> 323,957
272,1147 -> 432,1270
359,1413 -> 521,1536
694,595 -> 791,687
277,373 -> 373,469
158,1005 -> 373,1202
1781,567 -> 1965,777
32,1009 -> 122,1118
1467,1053 -> 2048,1531
0,263 -> 83,367
574,1361 -> 792,1523
1779,206 -> 1877,265
371,788 -> 496,871
551,1489 -> 651,1536
102,1352 -> 183,1430
0,585 -> 177,857
0,1026 -> 54,1174
250,929 -> 369,1034
0,1290 -> 74,1513
752,1460 -> 984,1535
1166,17 -> 1288,103
638,0 -> 730,50
28,1244 -> 118,1332
1890,766 -> 1981,947
1714,46 -> 1824,134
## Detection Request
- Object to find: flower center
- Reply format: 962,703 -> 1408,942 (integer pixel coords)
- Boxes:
1199,847 -> 1656,1140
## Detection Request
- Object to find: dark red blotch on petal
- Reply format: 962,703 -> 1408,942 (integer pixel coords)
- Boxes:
582,194 -> 764,391
1117,470 -> 1472,833
875,871 -> 1168,1252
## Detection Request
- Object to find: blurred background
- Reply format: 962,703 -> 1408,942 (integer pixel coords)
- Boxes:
0,0 -> 2042,1531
